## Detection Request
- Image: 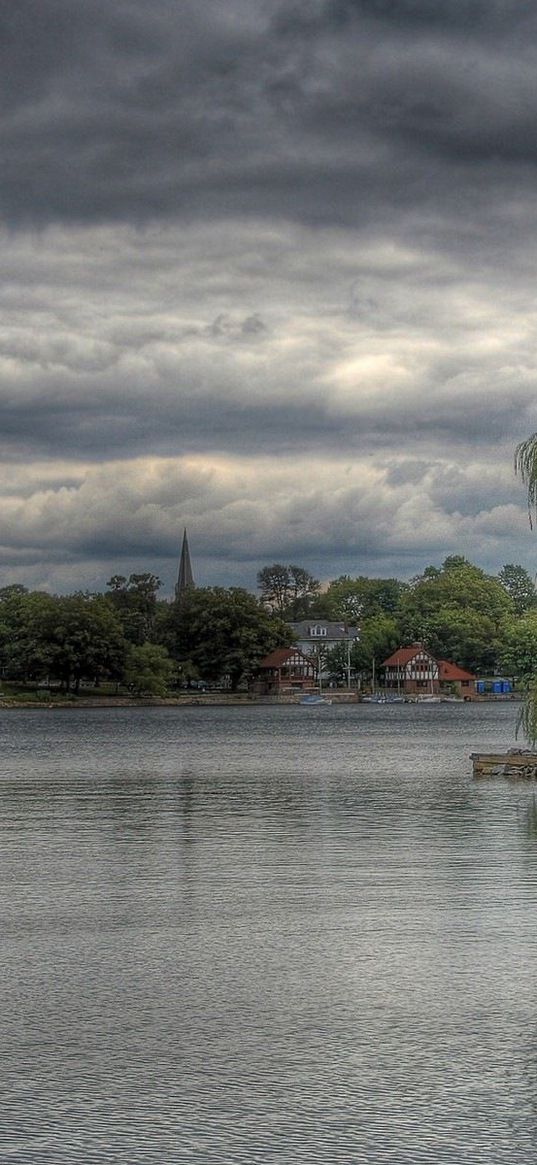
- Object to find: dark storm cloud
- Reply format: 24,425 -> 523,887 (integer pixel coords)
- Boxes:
0,371 -> 530,462
3,0 -> 537,228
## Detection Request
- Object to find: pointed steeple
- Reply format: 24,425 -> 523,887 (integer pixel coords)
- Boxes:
175,528 -> 195,600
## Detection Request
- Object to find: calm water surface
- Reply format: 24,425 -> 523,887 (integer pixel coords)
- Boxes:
1,702 -> 537,1163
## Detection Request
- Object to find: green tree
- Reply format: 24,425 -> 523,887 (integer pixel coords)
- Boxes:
106,573 -> 162,644
0,590 -> 57,681
123,643 -> 174,697
498,564 -> 537,615
500,614 -> 537,682
40,595 -> 127,691
257,564 -> 320,618
325,575 -> 407,622
420,607 -> 500,674
165,586 -> 291,690
353,614 -> 400,678
398,556 -> 512,670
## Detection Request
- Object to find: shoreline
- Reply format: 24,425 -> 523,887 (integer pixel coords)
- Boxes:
0,693 -> 359,709
0,693 -> 520,710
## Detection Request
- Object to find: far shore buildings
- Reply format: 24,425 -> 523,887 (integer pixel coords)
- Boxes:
172,538 -> 478,697
382,644 -> 476,698
290,620 -> 360,661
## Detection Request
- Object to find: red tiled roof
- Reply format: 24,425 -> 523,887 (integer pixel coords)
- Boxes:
382,644 -> 433,667
438,660 -> 476,681
257,647 -> 310,669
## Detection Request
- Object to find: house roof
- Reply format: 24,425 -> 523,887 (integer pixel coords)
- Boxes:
290,621 -> 360,639
438,660 -> 476,682
381,644 -> 476,681
382,644 -> 433,667
257,647 -> 311,669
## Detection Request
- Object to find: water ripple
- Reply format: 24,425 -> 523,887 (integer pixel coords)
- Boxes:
1,703 -> 535,1162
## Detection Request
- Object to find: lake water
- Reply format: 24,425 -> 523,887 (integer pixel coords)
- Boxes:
1,701 -> 537,1164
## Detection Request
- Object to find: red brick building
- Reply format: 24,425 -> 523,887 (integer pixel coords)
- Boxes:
437,660 -> 476,698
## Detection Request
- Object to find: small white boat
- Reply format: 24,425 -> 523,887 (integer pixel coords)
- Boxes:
300,694 -> 332,706
362,693 -> 404,704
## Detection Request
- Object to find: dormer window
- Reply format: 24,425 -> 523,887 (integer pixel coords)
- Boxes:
309,625 -> 327,637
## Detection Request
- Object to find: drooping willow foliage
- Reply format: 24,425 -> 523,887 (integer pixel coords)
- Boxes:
514,434 -> 537,745
517,682 -> 537,747
515,433 -> 537,529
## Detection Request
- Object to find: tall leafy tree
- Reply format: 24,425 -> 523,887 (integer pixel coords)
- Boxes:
0,590 -> 57,681
353,614 -> 400,677
41,595 -> 127,691
123,643 -> 174,697
325,576 -> 406,622
500,614 -> 537,682
398,556 -> 513,671
498,564 -> 537,615
165,586 -> 291,690
106,573 -> 162,644
257,564 -> 320,617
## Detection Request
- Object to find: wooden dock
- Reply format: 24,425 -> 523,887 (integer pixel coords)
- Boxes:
471,750 -> 537,778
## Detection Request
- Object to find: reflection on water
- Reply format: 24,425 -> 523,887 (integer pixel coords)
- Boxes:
525,794 -> 537,841
1,702 -> 537,1163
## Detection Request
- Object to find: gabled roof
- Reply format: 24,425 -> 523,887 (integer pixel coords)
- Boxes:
257,647 -> 312,669
382,644 -> 434,667
290,621 -> 360,639
381,645 -> 476,681
438,660 -> 476,681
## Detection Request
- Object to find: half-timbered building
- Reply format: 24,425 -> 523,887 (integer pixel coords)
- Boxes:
382,644 -> 439,695
249,647 -> 317,696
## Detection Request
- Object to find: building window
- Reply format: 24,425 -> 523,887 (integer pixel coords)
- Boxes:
310,626 -> 327,637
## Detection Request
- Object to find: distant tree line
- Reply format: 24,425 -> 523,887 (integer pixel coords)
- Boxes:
0,575 -> 290,695
257,557 -> 537,682
0,556 -> 536,696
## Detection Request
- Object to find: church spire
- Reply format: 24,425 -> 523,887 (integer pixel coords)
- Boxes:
175,528 -> 195,600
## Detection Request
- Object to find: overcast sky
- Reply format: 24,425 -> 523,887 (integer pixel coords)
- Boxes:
3,0 -> 537,595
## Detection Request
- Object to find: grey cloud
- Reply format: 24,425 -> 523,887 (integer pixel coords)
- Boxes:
303,1 -> 527,35
1,220 -> 537,467
3,0 -> 537,234
3,3 -> 537,590
0,360 -> 529,462
0,451 -> 531,597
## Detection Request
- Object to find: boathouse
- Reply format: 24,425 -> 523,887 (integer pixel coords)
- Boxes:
382,644 -> 477,698
382,644 -> 440,695
250,647 -> 317,696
